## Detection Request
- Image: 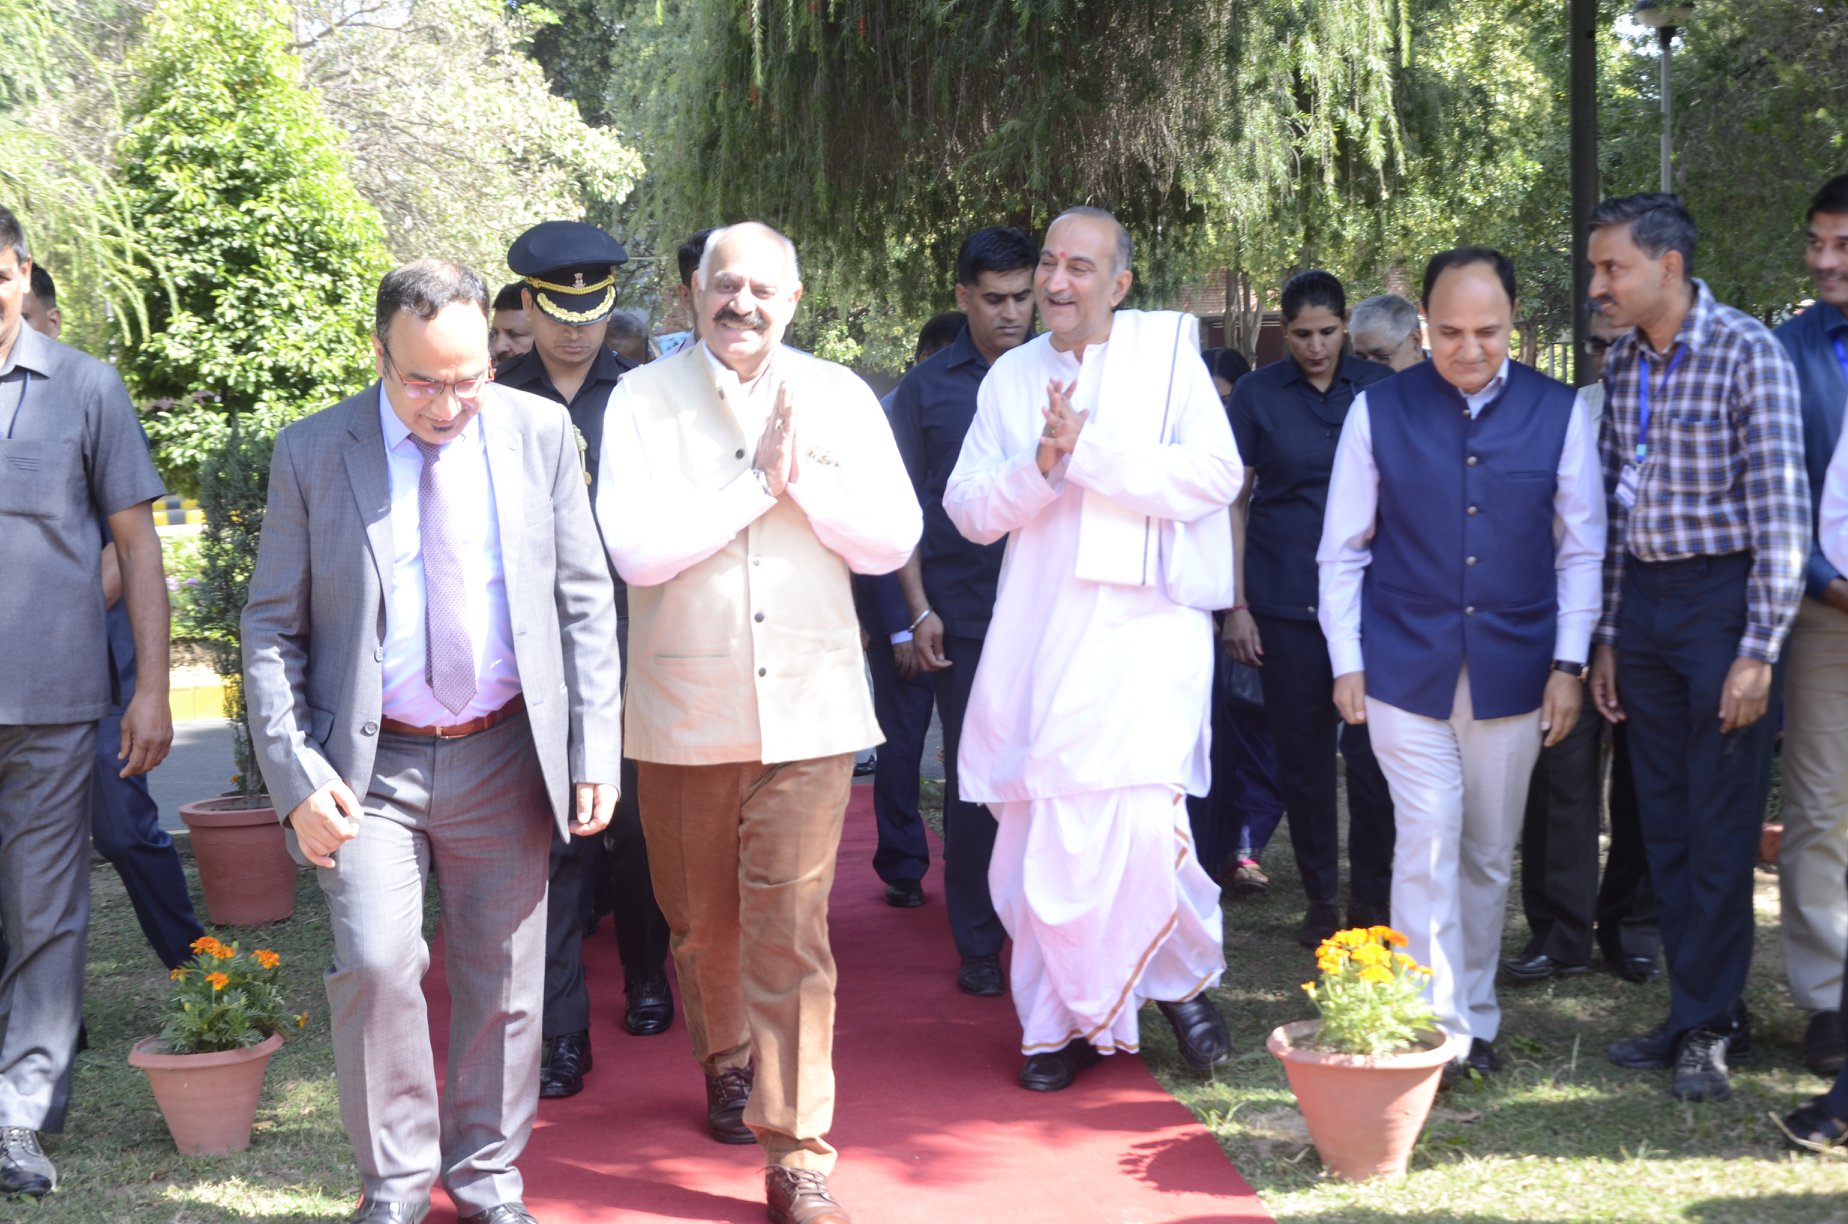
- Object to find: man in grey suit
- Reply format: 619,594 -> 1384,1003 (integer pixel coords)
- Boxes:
243,260 -> 622,1224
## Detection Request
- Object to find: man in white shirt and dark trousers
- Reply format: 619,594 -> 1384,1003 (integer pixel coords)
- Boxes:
1319,247 -> 1606,1085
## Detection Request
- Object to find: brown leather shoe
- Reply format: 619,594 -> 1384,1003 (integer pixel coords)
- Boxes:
765,1167 -> 851,1224
705,1065 -> 755,1144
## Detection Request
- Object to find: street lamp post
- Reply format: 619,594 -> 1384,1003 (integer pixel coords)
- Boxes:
1633,0 -> 1695,193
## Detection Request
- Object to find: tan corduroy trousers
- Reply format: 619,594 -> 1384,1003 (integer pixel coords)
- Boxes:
636,754 -> 853,1172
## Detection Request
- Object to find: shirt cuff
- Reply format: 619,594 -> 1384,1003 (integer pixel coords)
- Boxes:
1328,638 -> 1365,677
889,631 -> 913,645
1737,626 -> 1781,664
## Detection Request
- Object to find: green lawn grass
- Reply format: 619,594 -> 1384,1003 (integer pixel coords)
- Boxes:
26,782 -> 1848,1222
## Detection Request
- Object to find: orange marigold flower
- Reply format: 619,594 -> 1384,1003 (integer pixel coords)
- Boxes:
1300,982 -> 1317,996
296,1013 -> 309,1028
1386,928 -> 1410,947
169,967 -> 185,981
206,971 -> 230,991
190,936 -> 219,955
1359,964 -> 1392,984
253,949 -> 280,970
1368,924 -> 1395,943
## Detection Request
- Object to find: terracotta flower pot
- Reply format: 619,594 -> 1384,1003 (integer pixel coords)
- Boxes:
1266,1020 -> 1454,1181
128,1031 -> 283,1155
179,796 -> 297,926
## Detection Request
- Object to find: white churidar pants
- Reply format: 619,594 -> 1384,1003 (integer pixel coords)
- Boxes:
990,784 -> 1225,1055
1366,665 -> 1541,1045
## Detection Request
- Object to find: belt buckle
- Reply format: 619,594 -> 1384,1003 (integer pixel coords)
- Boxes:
434,721 -> 471,740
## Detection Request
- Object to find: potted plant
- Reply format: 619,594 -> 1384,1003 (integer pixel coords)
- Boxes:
1266,926 -> 1455,1181
179,416 -> 298,924
128,935 -> 306,1155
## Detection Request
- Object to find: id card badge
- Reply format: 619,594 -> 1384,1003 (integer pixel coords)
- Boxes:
1616,463 -> 1640,509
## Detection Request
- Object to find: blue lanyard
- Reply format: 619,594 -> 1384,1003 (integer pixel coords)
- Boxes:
1635,347 -> 1685,464
1,369 -> 29,440
1833,335 -> 1848,384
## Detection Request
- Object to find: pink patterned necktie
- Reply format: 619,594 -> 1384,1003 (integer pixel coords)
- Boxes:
410,436 -> 476,715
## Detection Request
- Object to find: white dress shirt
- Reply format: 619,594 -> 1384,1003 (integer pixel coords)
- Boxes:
1821,395 -> 1848,577
378,390 -> 522,725
1317,360 -> 1607,678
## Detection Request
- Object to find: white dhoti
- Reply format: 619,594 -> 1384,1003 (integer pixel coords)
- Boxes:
990,784 -> 1225,1055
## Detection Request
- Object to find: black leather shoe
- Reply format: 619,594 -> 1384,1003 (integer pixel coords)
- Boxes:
1345,898 -> 1390,930
1610,1010 -> 1752,1071
1778,1097 -> 1848,1152
1802,1010 -> 1846,1077
1500,952 -> 1591,983
459,1205 -> 538,1224
1018,1039 -> 1100,1091
352,1198 -> 430,1223
1439,1037 -> 1500,1089
1298,902 -> 1342,949
1608,1018 -> 1675,1069
852,752 -> 877,777
624,973 -> 675,1036
1671,1027 -> 1735,1101
0,1128 -> 55,1199
1156,995 -> 1232,1070
883,880 -> 924,908
1612,953 -> 1661,984
705,1065 -> 756,1144
957,954 -> 1005,997
538,1030 -> 591,1099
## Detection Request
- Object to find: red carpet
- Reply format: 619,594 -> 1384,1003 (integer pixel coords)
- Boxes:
421,785 -> 1273,1223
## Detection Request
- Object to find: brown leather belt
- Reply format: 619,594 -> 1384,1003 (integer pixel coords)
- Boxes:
379,693 -> 525,739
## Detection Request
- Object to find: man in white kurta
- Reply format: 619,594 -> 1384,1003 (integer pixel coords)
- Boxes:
944,208 -> 1243,1091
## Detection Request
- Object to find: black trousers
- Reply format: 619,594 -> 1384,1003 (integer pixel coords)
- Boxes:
1518,702 -> 1659,965
542,752 -> 668,1038
1253,613 -> 1395,910
1617,552 -> 1776,1038
1595,721 -> 1661,964
864,632 -> 935,885
936,632 -> 1005,959
542,617 -> 669,1039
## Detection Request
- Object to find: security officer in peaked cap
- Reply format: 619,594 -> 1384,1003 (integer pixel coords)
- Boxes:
499,220 -> 675,1100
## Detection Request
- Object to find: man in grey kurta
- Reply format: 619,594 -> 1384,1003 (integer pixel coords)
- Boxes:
0,204 -> 172,1197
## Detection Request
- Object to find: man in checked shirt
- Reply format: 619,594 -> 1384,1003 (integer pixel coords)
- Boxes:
1586,193 -> 1810,1103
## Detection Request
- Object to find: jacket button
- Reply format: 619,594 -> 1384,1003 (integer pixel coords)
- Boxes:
751,556 -> 761,566
373,647 -> 384,661
754,611 -> 765,622
1466,455 -> 1479,466
361,721 -> 378,736
1306,605 -> 1316,614
1464,606 -> 1476,616
735,448 -> 745,459
1466,505 -> 1479,516
758,667 -> 767,677
1466,556 -> 1478,566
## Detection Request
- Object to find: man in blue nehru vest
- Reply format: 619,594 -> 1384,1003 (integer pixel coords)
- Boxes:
1319,247 -> 1606,1083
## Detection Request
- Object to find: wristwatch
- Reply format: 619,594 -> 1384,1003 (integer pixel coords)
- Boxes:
1551,659 -> 1586,679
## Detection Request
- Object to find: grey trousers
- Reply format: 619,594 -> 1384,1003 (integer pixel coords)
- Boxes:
0,721 -> 93,1133
313,713 -> 552,1214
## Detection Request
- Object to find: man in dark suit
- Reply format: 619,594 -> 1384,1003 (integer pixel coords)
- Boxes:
243,259 -> 622,1224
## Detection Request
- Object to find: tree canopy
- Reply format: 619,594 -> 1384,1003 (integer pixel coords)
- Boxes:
120,0 -> 393,494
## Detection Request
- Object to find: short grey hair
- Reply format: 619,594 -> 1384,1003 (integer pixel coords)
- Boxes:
1350,294 -> 1421,346
1050,206 -> 1133,276
698,222 -> 801,289
1588,192 -> 1697,280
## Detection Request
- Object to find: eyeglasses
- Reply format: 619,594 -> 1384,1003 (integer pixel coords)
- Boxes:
1583,337 -> 1613,358
382,346 -> 493,401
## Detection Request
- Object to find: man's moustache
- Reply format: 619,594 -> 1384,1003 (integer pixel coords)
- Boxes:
713,309 -> 766,329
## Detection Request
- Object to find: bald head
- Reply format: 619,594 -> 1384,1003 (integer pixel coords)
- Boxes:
696,221 -> 805,380
1037,208 -> 1134,353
